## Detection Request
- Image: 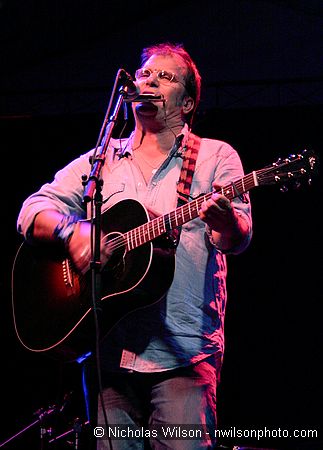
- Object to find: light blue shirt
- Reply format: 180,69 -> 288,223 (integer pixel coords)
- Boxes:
17,126 -> 252,373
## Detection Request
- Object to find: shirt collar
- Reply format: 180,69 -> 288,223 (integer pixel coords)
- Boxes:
113,123 -> 191,160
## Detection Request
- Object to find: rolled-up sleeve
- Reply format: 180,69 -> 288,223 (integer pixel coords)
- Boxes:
202,140 -> 253,255
17,152 -> 91,238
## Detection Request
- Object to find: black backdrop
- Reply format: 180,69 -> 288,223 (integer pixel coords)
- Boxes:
1,0 -> 323,448
1,104 -> 322,449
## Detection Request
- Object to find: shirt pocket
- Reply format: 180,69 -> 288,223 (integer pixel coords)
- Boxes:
183,180 -> 211,232
102,182 -> 126,208
189,180 -> 211,200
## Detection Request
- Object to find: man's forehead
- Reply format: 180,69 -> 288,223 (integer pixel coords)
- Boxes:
143,54 -> 187,73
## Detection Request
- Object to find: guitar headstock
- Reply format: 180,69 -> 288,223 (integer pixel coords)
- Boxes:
256,149 -> 318,191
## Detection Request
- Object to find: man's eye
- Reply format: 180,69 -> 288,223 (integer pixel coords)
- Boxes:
159,71 -> 172,81
140,70 -> 151,77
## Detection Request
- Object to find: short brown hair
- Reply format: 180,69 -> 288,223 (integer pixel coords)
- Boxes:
140,42 -> 202,125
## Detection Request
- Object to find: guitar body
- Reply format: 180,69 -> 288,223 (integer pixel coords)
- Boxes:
12,199 -> 176,361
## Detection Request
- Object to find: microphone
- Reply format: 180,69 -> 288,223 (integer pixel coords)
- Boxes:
119,69 -> 139,100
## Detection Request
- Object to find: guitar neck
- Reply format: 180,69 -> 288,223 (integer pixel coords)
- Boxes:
124,171 -> 258,252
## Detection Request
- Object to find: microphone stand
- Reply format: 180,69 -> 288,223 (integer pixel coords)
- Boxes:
81,69 -> 163,445
0,405 -> 56,449
82,70 -> 129,321
81,69 -> 130,448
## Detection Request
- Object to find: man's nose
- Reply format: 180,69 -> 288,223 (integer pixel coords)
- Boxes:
145,72 -> 159,85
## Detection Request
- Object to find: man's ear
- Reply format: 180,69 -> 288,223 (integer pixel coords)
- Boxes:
182,96 -> 194,114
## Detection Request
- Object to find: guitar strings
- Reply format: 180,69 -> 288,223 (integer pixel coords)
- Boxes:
103,172 -> 258,254
108,175 -> 257,252
104,156 -> 305,253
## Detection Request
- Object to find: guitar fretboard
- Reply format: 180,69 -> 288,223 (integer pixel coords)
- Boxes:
120,170 -> 258,252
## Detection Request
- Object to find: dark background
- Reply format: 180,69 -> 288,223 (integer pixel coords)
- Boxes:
1,1 -> 322,449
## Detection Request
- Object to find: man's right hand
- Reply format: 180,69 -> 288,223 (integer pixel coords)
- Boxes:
68,221 -> 112,275
67,221 -> 92,275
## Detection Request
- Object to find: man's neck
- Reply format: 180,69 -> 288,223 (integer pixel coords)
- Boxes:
132,124 -> 183,156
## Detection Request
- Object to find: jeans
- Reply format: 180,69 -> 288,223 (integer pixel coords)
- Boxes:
96,358 -> 218,450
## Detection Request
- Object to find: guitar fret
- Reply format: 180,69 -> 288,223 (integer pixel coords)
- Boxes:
174,211 -> 178,227
153,219 -> 158,239
192,200 -> 197,214
147,222 -> 152,241
169,211 -> 176,229
129,229 -> 134,250
181,206 -> 185,225
241,177 -> 245,193
185,205 -> 191,221
131,229 -> 136,249
126,230 -> 130,251
140,228 -> 144,245
164,213 -> 171,231
143,224 -> 149,244
149,221 -> 154,240
196,196 -> 203,211
143,226 -> 148,244
183,204 -> 188,223
130,229 -> 135,248
183,205 -> 188,222
126,232 -> 130,251
134,229 -> 139,248
245,174 -> 255,191
135,228 -> 140,247
140,229 -> 144,245
158,217 -> 165,235
230,185 -> 234,199
141,224 -> 146,244
187,202 -> 193,220
162,216 -> 167,233
142,228 -> 146,245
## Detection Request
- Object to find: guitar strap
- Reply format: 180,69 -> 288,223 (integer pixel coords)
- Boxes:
168,133 -> 202,248
177,133 -> 202,205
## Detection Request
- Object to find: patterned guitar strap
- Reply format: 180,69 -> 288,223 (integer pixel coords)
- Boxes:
169,132 -> 202,248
